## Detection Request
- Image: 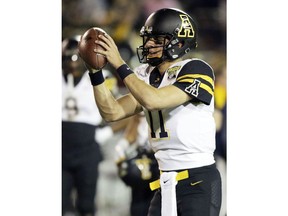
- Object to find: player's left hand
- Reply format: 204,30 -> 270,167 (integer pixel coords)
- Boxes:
114,138 -> 129,163
95,34 -> 126,69
95,126 -> 113,145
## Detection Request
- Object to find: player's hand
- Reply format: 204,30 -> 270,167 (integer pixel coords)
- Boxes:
94,34 -> 126,69
95,126 -> 113,145
114,138 -> 129,164
84,62 -> 101,74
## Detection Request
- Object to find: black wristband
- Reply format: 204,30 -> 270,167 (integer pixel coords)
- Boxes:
117,64 -> 133,80
88,71 -> 105,86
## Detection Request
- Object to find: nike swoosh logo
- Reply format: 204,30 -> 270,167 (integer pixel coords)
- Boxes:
190,180 -> 203,186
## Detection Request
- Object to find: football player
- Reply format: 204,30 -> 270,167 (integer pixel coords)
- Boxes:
62,36 -> 114,216
85,8 -> 222,216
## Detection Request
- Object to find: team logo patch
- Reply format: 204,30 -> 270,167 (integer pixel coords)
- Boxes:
185,79 -> 201,97
178,15 -> 195,38
167,66 -> 180,79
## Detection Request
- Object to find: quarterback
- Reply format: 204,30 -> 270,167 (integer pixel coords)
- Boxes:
85,8 -> 222,216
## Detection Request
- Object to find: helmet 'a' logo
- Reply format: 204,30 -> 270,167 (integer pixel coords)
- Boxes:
178,15 -> 195,38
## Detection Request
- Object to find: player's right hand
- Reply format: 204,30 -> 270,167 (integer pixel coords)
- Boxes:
84,62 -> 101,74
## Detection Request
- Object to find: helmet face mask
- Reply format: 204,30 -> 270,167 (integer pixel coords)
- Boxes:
136,8 -> 198,66
137,34 -> 172,66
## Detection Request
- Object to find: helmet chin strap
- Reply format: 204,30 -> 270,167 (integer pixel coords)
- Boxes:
147,48 -> 170,66
147,57 -> 164,67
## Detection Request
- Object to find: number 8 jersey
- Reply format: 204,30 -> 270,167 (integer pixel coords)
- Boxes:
134,58 -> 216,171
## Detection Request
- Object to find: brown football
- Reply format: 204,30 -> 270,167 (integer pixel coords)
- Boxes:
78,27 -> 108,70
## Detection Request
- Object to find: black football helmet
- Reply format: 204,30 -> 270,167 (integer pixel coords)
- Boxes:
62,35 -> 81,66
136,8 -> 198,66
62,35 -> 87,85
117,146 -> 159,188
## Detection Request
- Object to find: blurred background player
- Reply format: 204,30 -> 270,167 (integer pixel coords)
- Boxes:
94,71 -> 135,216
62,36 -> 114,216
115,113 -> 159,216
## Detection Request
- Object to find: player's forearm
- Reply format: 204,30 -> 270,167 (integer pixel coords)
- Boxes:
119,67 -> 190,110
92,83 -> 125,122
92,82 -> 142,122
123,73 -> 163,110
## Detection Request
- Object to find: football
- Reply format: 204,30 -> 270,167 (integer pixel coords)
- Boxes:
78,27 -> 108,70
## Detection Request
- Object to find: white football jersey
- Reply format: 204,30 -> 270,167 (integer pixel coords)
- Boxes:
134,59 -> 216,171
62,72 -> 102,126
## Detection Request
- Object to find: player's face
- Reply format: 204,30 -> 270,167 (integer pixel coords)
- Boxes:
144,36 -> 167,58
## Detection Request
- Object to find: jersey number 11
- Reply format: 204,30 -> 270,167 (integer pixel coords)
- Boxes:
148,110 -> 168,139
